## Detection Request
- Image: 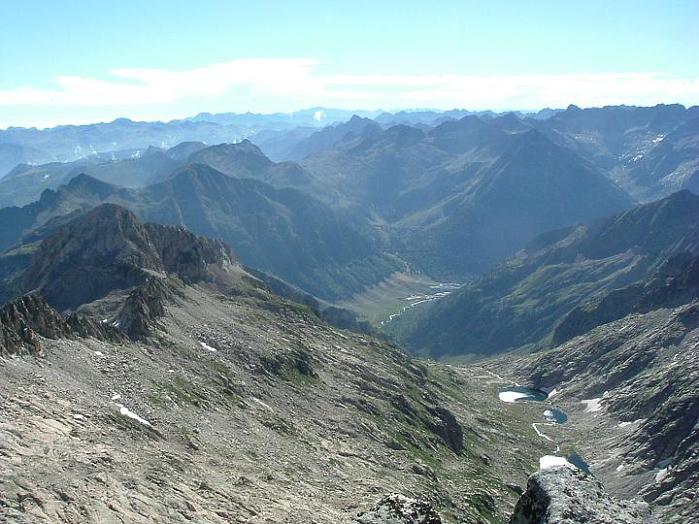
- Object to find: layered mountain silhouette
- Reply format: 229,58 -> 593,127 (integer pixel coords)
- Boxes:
296,117 -> 634,278
0,166 -> 400,300
1,105 -> 698,295
0,139 -> 315,208
0,109 -> 374,178
396,128 -> 633,276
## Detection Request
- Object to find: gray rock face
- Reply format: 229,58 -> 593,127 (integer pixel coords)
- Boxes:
0,294 -> 117,355
5,203 -> 235,312
354,494 -> 442,524
115,276 -> 170,339
510,467 -> 654,524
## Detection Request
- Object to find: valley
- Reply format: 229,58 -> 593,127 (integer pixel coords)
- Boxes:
336,272 -> 461,326
1,103 -> 697,524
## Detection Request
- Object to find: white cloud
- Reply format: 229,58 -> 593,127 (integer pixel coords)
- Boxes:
1,58 -> 698,127
0,59 -> 321,107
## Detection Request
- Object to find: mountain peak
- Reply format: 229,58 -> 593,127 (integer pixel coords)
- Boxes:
186,141 -> 273,178
381,124 -> 425,147
14,203 -> 236,311
65,172 -> 118,192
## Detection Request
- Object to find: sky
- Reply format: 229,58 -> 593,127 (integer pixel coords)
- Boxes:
1,0 -> 698,128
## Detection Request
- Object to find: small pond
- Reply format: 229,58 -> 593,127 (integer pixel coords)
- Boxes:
544,408 -> 568,424
498,386 -> 549,403
567,453 -> 591,473
498,385 -> 591,473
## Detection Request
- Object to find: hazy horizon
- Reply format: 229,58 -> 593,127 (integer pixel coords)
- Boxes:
1,102 -> 697,132
1,0 -> 698,129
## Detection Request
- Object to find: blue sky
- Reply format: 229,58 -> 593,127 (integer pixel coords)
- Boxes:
1,0 -> 697,128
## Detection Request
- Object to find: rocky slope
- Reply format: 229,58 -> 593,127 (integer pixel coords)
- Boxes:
626,117 -> 699,201
551,252 -> 699,345
0,294 -> 119,356
1,203 -> 235,311
392,190 -> 699,358
503,300 -> 699,523
532,104 -> 699,201
0,205 -> 557,523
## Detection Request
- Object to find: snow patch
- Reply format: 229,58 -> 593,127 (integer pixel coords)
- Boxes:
539,455 -> 576,470
251,397 -> 273,411
618,418 -> 644,427
655,466 -> 670,483
581,398 -> 603,412
499,391 -> 530,403
616,464 -> 625,472
115,403 -> 151,426
532,423 -> 553,442
199,341 -> 217,352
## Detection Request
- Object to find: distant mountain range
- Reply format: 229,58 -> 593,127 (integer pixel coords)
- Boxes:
297,115 -> 634,278
2,104 -> 697,302
0,107 -> 563,178
0,139 -> 317,208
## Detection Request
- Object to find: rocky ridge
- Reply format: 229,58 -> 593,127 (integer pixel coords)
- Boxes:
510,467 -> 654,524
0,294 -> 120,356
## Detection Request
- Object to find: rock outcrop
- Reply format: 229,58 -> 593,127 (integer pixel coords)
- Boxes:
115,276 -> 171,339
354,494 -> 442,524
510,467 -> 654,524
13,203 -> 236,311
0,294 -> 118,355
517,301 -> 699,520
